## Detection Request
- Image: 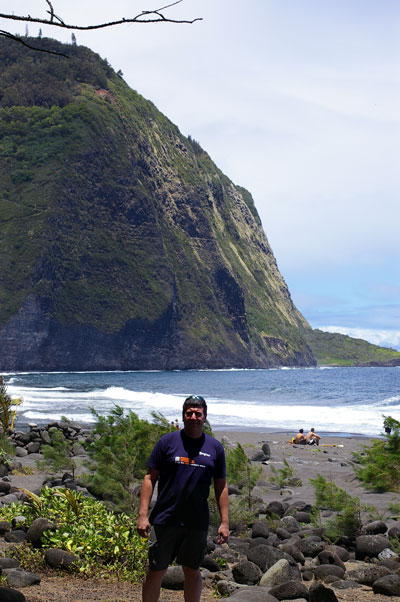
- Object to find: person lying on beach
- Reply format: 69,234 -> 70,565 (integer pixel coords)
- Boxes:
306,427 -> 321,445
293,428 -> 306,444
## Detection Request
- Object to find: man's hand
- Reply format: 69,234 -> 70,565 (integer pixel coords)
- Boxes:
217,522 -> 229,544
137,515 -> 151,538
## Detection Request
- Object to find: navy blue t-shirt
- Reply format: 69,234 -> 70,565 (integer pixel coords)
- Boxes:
148,430 -> 226,530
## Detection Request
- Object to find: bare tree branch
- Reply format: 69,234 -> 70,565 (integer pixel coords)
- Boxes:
0,29 -> 68,56
0,0 -> 202,32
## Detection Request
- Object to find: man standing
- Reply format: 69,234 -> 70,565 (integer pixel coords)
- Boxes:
137,395 -> 229,602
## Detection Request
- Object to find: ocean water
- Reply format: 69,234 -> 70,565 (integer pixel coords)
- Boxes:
3,367 -> 400,436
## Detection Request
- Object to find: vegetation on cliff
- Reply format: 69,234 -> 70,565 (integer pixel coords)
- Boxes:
306,329 -> 400,366
0,36 -> 314,370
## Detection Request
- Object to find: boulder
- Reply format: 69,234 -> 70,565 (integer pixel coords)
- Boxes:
5,570 -> 40,588
0,520 -> 12,535
373,574 -> 400,597
362,520 -> 387,535
4,530 -> 27,543
269,580 -> 309,600
347,564 -> 392,586
251,522 -> 270,539
201,555 -> 220,572
0,558 -> 20,570
317,550 -> 345,570
161,565 -> 185,590
262,443 -> 271,459
26,442 -> 41,454
260,559 -> 290,587
0,587 -> 26,602
313,565 -> 345,581
388,523 -> 400,539
279,543 -> 305,565
0,480 -> 11,494
216,580 -> 239,597
230,586 -> 279,601
331,579 -> 362,590
299,539 -> 325,558
266,501 -> 284,518
355,534 -> 391,559
232,559 -> 262,585
26,518 -> 55,547
44,548 -> 78,570
309,581 -> 338,602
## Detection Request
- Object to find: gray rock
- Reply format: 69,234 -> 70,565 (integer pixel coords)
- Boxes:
299,539 -> 325,557
26,442 -> 41,454
279,543 -> 305,565
201,555 -> 220,572
317,550 -> 345,570
327,545 -> 349,562
216,580 -> 239,597
15,448 -> 28,458
269,580 -> 309,600
262,443 -> 271,459
6,570 -> 41,588
251,521 -> 270,539
331,579 -> 362,589
260,559 -> 290,587
4,530 -> 27,543
388,523 -> 400,539
280,516 -> 301,531
44,548 -> 78,570
0,480 -> 11,494
314,565 -> 345,581
362,520 -> 387,535
0,587 -> 26,602
251,450 -> 269,462
309,581 -> 338,602
0,520 -> 12,535
0,558 -> 20,569
161,565 -> 185,590
1,494 -> 19,505
230,586 -> 279,601
266,501 -> 284,518
26,517 -> 55,547
355,534 -> 391,560
347,564 -> 391,586
40,430 -> 52,444
373,574 -> 400,596
232,559 -> 262,585
378,547 -> 397,560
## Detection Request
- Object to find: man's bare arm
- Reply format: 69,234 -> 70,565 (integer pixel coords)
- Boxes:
214,477 -> 229,544
137,467 -> 159,537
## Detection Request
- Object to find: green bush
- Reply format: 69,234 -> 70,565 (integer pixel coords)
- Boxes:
353,416 -> 400,492
85,405 -> 169,512
224,442 -> 262,510
0,487 -> 148,581
310,474 -> 364,541
269,458 -> 302,488
37,429 -> 76,476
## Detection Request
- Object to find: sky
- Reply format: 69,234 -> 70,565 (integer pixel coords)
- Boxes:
3,0 -> 400,349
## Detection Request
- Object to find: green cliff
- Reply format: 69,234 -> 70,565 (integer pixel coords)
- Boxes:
0,37 -> 314,370
305,329 -> 400,367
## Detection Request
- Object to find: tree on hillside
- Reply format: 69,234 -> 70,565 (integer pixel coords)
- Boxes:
0,0 -> 201,55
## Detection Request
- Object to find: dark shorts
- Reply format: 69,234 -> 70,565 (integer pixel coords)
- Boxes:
148,524 -> 207,571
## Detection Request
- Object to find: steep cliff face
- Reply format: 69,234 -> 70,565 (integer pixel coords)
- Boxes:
0,37 -> 315,370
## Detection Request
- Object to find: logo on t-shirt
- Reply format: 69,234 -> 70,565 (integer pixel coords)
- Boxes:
174,456 -> 205,468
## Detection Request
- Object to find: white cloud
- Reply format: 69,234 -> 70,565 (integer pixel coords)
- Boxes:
319,326 -> 400,351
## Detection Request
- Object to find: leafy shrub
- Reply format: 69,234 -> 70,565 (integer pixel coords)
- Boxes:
0,487 -> 148,581
353,417 -> 400,492
0,375 -> 21,432
37,429 -> 77,476
269,458 -> 302,488
224,442 -> 262,510
310,474 -> 364,541
85,405 -> 169,512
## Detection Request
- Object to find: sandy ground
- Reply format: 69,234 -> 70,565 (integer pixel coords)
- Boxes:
216,430 -> 400,518
6,431 -> 400,602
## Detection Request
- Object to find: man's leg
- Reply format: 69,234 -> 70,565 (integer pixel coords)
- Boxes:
182,565 -> 202,602
142,569 -> 167,602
